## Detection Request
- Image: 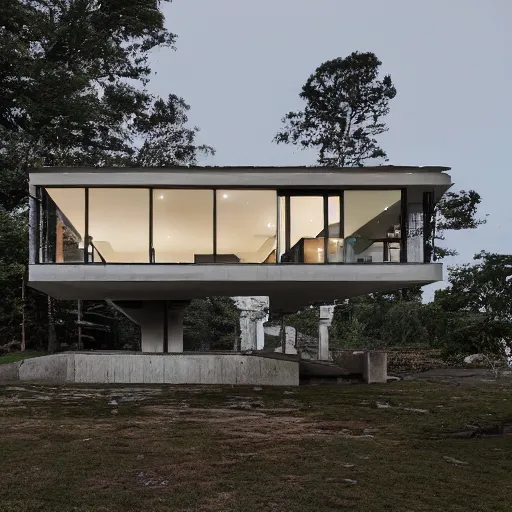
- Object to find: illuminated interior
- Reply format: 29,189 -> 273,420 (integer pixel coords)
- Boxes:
41,188 -> 406,264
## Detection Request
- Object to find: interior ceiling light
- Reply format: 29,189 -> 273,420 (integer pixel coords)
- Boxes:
222,194 -> 229,199
159,195 -> 164,200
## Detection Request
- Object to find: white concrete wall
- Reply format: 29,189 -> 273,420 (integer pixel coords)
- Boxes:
7,353 -> 299,386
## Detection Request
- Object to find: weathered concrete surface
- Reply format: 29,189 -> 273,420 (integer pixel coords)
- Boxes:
0,361 -> 21,381
332,350 -> 366,374
363,351 -> 388,384
111,301 -> 188,353
29,263 -> 444,313
2,353 -> 299,386
318,305 -> 335,361
234,297 -> 268,351
274,326 -> 298,355
18,354 -> 71,382
74,353 -> 299,386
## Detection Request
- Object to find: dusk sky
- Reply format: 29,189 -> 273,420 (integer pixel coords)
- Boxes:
149,0 -> 511,297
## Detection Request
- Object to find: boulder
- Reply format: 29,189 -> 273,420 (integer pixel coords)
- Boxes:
464,354 -> 486,364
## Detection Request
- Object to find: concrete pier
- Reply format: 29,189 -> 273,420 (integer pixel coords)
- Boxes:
318,305 -> 335,361
111,300 -> 188,353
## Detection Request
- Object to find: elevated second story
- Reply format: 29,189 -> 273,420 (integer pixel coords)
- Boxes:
28,165 -> 452,268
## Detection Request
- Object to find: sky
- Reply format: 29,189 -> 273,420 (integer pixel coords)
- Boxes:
148,0 -> 511,298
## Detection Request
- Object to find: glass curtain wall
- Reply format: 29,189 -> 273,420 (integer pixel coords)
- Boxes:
89,189 -> 150,263
42,188 -> 86,263
37,187 -> 417,265
153,190 -> 213,263
344,190 -> 402,263
216,190 -> 277,263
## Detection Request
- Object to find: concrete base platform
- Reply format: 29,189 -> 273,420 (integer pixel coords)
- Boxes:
0,352 -> 299,386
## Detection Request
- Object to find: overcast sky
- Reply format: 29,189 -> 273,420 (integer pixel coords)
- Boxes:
148,0 -> 511,297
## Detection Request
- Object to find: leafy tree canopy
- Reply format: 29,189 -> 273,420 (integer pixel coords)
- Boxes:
274,51 -> 396,167
432,190 -> 487,259
0,0 -> 212,210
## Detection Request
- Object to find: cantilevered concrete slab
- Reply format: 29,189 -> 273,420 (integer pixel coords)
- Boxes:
30,165 -> 452,201
29,262 -> 442,312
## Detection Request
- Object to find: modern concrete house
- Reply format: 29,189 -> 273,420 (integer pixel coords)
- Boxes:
25,165 -> 452,385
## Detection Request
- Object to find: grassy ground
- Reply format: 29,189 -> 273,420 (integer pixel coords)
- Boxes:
0,381 -> 511,512
0,351 -> 45,365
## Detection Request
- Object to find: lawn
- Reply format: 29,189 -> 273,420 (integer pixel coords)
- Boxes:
0,381 -> 511,512
0,351 -> 46,365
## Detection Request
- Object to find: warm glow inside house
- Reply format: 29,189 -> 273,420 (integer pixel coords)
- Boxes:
26,166 -> 453,385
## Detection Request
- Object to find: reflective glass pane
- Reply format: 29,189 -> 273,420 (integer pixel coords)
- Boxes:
44,188 -> 85,263
153,190 -> 213,263
217,190 -> 276,263
290,196 -> 324,263
277,196 -> 287,263
89,189 -> 149,263
344,190 -> 401,263
327,196 -> 342,262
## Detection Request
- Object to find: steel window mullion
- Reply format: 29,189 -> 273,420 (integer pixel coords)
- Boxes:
84,188 -> 89,264
213,189 -> 217,263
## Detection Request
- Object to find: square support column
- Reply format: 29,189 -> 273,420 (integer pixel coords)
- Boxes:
318,305 -> 335,361
111,300 -> 188,353
167,301 -> 188,353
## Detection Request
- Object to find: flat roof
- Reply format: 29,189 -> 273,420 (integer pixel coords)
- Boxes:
30,165 -> 451,174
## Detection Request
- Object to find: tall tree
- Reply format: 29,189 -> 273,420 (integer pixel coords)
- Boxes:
274,52 -> 397,167
0,0 -> 212,210
0,0 -> 212,351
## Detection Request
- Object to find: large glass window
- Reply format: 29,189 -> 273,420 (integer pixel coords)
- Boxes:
289,196 -> 324,263
43,188 -> 85,263
89,189 -> 149,263
344,190 -> 402,263
36,186 -> 416,265
153,190 -> 213,263
217,190 -> 276,263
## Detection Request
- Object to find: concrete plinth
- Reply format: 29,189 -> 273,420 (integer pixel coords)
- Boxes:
363,351 -> 388,383
0,352 -> 299,386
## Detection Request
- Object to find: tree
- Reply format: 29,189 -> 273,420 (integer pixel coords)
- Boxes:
434,252 -> 512,358
431,190 -> 487,260
274,51 -> 396,167
184,297 -> 239,352
0,210 -> 26,347
0,0 -> 211,210
0,0 -> 213,352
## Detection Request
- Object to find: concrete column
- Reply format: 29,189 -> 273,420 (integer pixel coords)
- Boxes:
318,305 -> 335,361
239,311 -> 259,351
167,302 -> 187,353
111,300 -> 188,353
233,296 -> 269,352
274,326 -> 298,355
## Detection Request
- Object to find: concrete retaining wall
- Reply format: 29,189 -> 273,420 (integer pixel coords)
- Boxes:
0,353 -> 299,386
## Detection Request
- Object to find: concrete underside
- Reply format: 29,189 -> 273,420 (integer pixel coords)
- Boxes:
29,263 -> 442,311
0,353 -> 299,386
